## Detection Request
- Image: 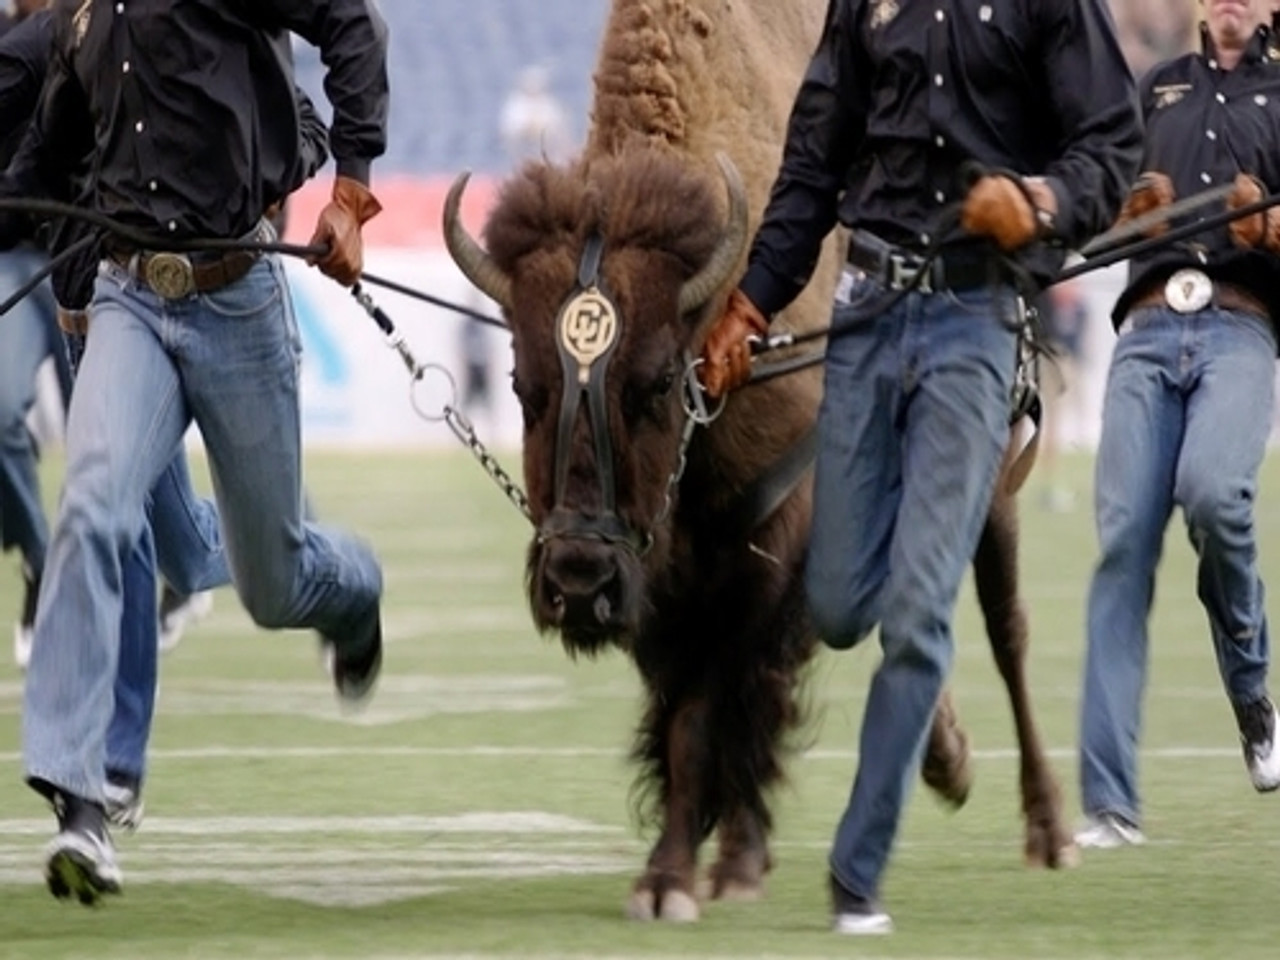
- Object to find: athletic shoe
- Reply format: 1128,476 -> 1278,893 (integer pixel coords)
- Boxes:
1233,696 -> 1280,793
830,874 -> 893,936
1074,811 -> 1146,849
12,565 -> 38,670
40,787 -> 122,905
103,771 -> 145,832
158,586 -> 214,653
322,602 -> 383,707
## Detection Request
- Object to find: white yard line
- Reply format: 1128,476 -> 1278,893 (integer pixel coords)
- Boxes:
0,744 -> 1244,763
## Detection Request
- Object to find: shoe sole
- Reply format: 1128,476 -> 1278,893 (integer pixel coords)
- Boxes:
45,848 -> 121,906
833,913 -> 894,935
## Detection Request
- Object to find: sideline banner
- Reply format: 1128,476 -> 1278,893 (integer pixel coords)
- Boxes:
288,250 -> 521,451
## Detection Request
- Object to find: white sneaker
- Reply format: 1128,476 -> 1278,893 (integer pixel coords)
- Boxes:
1074,812 -> 1146,849
103,775 -> 145,832
830,874 -> 893,935
13,621 -> 32,671
13,564 -> 38,670
834,909 -> 894,936
1234,697 -> 1280,793
158,587 -> 213,653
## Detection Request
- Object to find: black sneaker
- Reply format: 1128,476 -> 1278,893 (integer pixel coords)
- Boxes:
103,770 -> 145,832
1233,696 -> 1280,792
33,781 -> 122,905
829,873 -> 893,935
321,602 -> 382,707
12,564 -> 38,670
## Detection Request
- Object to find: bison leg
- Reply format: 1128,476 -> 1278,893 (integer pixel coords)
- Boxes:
626,696 -> 707,923
705,803 -> 772,902
973,486 -> 1077,868
921,687 -> 973,808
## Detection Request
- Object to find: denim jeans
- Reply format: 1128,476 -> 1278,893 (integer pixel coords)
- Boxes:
0,249 -> 66,576
149,448 -> 229,595
25,253 -> 382,802
810,275 -> 1018,901
62,332 -> 229,786
1080,304 -> 1275,825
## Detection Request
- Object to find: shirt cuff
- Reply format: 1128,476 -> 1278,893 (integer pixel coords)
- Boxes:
335,157 -> 372,187
737,263 -> 792,321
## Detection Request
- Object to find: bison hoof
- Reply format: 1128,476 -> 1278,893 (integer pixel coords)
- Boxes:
625,887 -> 700,923
1024,821 -> 1080,870
712,878 -> 764,902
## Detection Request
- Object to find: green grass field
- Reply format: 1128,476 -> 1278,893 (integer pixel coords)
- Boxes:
1,448 -> 1278,959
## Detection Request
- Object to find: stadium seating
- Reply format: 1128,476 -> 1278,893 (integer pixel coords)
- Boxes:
292,0 -> 608,176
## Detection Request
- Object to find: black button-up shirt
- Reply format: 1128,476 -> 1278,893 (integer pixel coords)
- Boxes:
7,0 -> 387,241
738,0 -> 1143,316
1112,25 -> 1280,330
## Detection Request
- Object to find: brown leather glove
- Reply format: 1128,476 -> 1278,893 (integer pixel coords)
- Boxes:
1113,171 -> 1175,236
699,288 -> 768,399
960,175 -> 1039,252
1227,172 -> 1280,251
308,176 -> 383,286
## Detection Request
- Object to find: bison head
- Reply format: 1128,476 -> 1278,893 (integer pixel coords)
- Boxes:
444,149 -> 747,654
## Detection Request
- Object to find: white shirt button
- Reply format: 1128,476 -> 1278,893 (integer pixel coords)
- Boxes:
934,134 -> 945,148
115,2 -> 124,11
1206,129 -> 1216,140
920,232 -> 931,245
1216,93 -> 1227,104
134,120 -> 144,133
168,221 -> 177,232
935,190 -> 946,203
122,61 -> 130,74
1200,172 -> 1212,184
934,74 -> 944,87
935,9 -> 945,21
149,180 -> 158,192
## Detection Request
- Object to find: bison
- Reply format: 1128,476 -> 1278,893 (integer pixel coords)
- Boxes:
443,0 -> 1075,921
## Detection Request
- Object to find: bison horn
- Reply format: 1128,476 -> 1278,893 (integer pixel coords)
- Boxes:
442,172 -> 514,312
676,153 -> 750,317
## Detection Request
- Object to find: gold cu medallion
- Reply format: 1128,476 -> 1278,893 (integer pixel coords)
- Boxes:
558,288 -> 618,384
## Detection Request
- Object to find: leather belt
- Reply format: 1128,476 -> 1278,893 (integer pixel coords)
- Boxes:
847,229 -> 1001,293
1129,271 -> 1269,321
107,221 -> 268,299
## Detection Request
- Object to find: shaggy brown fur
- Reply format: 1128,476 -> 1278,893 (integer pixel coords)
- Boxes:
468,0 -> 1074,922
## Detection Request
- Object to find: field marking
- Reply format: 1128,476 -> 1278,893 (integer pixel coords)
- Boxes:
0,744 -> 1245,764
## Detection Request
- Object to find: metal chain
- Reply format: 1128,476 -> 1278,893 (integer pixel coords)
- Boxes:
647,409 -> 697,537
442,404 -> 533,521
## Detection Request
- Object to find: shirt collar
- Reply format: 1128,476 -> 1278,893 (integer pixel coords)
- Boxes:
1200,21 -> 1274,67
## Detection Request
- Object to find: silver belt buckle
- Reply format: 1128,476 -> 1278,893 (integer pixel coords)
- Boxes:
889,254 -> 931,293
1164,268 -> 1212,314
144,252 -> 196,299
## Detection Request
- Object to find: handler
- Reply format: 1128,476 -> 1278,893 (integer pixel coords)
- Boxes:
1077,0 -> 1280,850
1,0 -> 389,904
700,0 -> 1141,934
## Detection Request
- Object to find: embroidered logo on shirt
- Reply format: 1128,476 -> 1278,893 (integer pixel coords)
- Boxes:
72,0 -> 92,49
869,0 -> 900,29
1152,83 -> 1192,109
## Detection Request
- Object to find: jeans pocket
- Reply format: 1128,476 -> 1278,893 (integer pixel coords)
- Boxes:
196,260 -> 281,318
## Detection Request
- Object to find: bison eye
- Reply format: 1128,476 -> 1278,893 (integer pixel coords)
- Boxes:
653,370 -> 676,398
512,375 -> 549,428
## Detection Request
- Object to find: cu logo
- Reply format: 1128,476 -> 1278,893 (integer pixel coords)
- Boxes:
559,289 -> 619,382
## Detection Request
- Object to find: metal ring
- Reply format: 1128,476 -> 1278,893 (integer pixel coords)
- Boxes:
409,363 -> 459,423
681,357 -> 726,425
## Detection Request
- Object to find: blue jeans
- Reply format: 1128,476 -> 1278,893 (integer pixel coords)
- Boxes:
24,253 -> 381,802
149,448 -> 229,595
1080,304 -> 1275,825
0,249 -> 66,576
810,276 -> 1017,902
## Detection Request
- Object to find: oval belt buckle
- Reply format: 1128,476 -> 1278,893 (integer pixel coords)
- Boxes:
1164,268 -> 1213,314
144,252 -> 196,299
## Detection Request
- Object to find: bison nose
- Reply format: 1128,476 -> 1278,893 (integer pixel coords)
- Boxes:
542,544 -> 622,628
